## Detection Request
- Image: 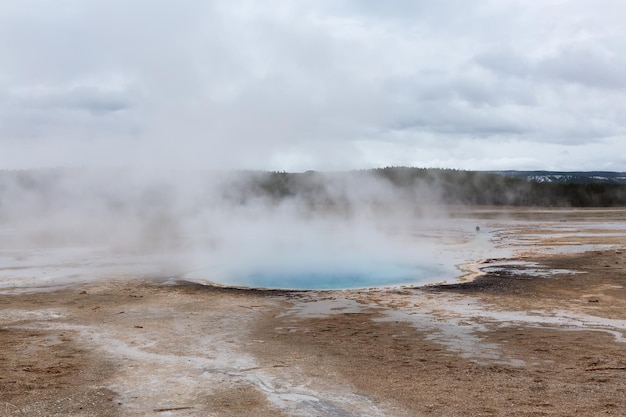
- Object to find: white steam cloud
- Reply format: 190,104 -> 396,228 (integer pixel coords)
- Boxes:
0,168 -> 464,290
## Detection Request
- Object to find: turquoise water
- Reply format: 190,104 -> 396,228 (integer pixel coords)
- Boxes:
180,224 -> 503,290
241,270 -> 423,290
210,262 -> 448,290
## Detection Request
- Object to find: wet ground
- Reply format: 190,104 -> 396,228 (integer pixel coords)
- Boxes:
1,207 -> 625,416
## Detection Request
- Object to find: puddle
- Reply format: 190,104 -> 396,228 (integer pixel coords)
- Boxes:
479,260 -> 584,277
277,298 -> 372,319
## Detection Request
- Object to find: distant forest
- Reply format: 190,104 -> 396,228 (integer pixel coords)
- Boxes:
227,167 -> 626,207
1,167 -> 626,208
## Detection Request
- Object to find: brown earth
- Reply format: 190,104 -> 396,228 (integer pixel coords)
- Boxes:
1,221 -> 626,416
250,250 -> 626,416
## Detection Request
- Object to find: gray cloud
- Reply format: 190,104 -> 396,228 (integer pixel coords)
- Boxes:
538,47 -> 626,90
9,86 -> 131,114
476,46 -> 626,90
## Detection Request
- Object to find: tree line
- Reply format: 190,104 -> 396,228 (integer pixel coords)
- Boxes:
2,167 -> 625,208
225,167 -> 626,207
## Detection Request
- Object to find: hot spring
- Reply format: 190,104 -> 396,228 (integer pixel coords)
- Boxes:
184,260 -> 454,290
181,223 -> 499,290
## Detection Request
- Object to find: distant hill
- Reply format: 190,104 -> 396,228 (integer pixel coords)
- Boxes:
224,167 -> 626,207
1,167 -> 625,208
492,171 -> 626,185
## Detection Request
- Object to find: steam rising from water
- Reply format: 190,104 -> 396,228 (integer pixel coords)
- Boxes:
0,168 -> 467,289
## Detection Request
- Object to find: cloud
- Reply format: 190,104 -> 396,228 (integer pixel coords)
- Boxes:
0,0 -> 625,170
538,47 -> 626,90
476,46 -> 626,90
8,85 -> 131,114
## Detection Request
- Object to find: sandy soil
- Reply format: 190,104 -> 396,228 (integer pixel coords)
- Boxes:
1,208 -> 626,416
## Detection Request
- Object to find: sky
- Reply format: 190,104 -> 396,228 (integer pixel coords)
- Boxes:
1,0 -> 625,172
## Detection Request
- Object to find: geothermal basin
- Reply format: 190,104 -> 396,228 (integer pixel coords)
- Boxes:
1,209 -> 623,293
169,220 -> 504,290
1,208 -> 626,416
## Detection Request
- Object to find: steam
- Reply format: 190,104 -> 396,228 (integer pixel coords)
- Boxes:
0,168 -> 455,289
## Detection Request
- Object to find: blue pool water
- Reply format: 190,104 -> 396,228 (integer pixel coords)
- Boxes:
242,270 -> 421,290
180,223 -> 499,290
204,262 -> 450,290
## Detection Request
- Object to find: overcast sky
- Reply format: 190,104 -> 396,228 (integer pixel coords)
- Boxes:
1,0 -> 625,171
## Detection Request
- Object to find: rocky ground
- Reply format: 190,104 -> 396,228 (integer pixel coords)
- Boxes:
1,209 -> 625,416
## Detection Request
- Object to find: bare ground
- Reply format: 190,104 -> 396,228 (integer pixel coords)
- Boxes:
1,214 -> 626,416
250,250 -> 626,416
